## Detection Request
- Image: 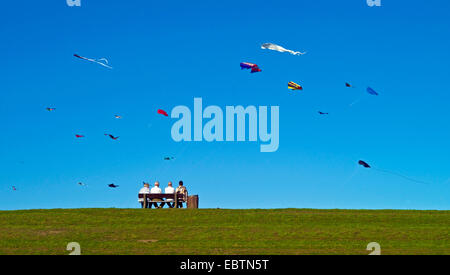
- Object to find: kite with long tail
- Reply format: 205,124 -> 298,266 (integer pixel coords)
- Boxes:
358,160 -> 431,185
261,43 -> 306,56
73,54 -> 113,69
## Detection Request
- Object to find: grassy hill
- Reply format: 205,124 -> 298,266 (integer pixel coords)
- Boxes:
0,208 -> 448,255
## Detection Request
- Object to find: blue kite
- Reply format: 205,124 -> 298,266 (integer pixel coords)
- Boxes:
367,87 -> 379,96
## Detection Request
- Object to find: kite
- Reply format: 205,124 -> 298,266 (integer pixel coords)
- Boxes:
288,81 -> 303,91
78,182 -> 87,187
164,157 -> 175,160
358,160 -> 371,168
12,186 -> 16,191
261,43 -> 306,56
345,83 -> 353,88
157,109 -> 169,117
75,134 -> 85,138
73,54 -> 113,69
358,160 -> 430,184
318,111 -> 329,115
46,107 -> 56,112
240,62 -> 262,73
114,115 -> 122,119
104,134 -> 119,140
108,184 -> 119,188
366,87 -> 379,96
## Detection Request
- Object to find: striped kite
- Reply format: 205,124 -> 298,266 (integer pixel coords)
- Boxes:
288,81 -> 303,91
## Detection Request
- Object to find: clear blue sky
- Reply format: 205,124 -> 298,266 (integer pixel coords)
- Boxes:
0,0 -> 449,210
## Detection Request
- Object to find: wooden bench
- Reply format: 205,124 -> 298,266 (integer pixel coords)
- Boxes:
138,193 -> 186,208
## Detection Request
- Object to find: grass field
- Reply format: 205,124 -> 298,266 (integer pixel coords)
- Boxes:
0,208 -> 448,255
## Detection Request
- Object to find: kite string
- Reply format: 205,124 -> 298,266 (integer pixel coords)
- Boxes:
373,168 -> 431,185
349,97 -> 362,107
343,165 -> 360,186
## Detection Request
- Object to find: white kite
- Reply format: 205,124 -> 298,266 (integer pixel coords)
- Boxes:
261,43 -> 306,56
73,54 -> 113,69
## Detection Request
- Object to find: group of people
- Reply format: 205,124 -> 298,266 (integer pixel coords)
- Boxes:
138,180 -> 188,208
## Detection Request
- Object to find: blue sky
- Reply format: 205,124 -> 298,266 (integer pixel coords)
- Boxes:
0,0 -> 449,210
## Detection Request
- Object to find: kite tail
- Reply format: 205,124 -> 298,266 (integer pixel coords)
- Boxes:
373,168 -> 431,185
290,50 -> 305,56
96,61 -> 113,69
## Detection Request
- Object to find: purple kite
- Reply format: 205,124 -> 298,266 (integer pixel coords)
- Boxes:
240,62 -> 262,73
358,160 -> 371,168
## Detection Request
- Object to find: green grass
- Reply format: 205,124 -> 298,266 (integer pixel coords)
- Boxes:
0,208 -> 449,255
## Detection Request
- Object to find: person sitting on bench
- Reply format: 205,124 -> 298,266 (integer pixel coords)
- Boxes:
138,182 -> 150,208
164,181 -> 175,208
175,180 -> 188,208
150,181 -> 165,208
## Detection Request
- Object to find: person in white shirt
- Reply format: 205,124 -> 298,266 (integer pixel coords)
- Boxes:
138,183 -> 150,208
150,181 -> 165,208
165,181 -> 175,208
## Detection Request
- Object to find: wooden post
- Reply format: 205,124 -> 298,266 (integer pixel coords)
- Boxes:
143,194 -> 147,209
187,195 -> 199,209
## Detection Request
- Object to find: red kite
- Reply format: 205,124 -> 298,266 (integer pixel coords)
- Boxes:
75,134 -> 85,138
157,109 -> 169,117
